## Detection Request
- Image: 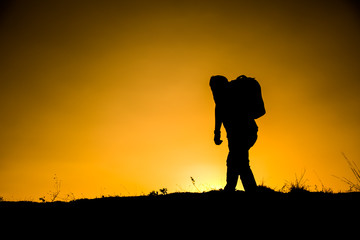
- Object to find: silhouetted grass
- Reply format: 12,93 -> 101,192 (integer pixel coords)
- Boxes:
338,153 -> 360,192
281,170 -> 310,193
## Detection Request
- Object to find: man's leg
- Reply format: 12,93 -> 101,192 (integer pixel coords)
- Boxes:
225,132 -> 258,192
225,135 -> 243,192
239,163 -> 257,192
224,166 -> 238,192
224,149 -> 239,191
239,133 -> 258,192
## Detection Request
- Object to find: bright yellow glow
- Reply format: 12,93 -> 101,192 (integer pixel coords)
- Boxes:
1,1 -> 360,200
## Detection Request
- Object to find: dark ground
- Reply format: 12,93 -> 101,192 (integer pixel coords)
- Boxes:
1,190 -> 359,236
2,189 -> 359,212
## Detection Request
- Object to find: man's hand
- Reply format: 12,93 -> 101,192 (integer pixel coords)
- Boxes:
214,131 -> 223,145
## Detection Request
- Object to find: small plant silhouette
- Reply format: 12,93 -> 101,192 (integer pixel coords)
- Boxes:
281,170 -> 310,193
148,188 -> 168,196
39,174 -> 62,202
49,174 -> 61,202
190,176 -> 201,192
337,153 -> 360,192
148,190 -> 158,196
159,188 -> 168,195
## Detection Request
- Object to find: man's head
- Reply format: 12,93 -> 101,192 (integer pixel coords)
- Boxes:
209,75 -> 228,104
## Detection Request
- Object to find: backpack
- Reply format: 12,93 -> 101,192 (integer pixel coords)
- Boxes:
228,76 -> 266,119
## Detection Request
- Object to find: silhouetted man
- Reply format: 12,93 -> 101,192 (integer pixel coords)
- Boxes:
210,75 -> 266,192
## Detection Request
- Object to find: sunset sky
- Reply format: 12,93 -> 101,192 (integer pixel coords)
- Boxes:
1,0 -> 360,200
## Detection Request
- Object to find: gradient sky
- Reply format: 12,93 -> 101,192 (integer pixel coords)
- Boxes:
1,0 -> 360,200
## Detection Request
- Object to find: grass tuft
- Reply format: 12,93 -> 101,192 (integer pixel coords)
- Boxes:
337,153 -> 360,192
281,170 -> 310,193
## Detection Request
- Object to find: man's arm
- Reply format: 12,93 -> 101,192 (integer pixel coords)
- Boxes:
214,105 -> 223,145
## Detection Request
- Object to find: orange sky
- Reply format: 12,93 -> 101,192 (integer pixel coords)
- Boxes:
1,0 -> 360,200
